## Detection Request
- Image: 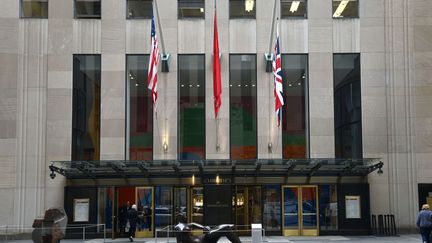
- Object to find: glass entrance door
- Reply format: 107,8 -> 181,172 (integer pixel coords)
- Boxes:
282,186 -> 318,236
136,187 -> 154,237
234,186 -> 262,233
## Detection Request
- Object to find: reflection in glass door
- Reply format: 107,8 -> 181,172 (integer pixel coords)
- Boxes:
136,187 -> 154,237
191,187 -> 203,224
173,187 -> 187,224
282,186 -> 318,236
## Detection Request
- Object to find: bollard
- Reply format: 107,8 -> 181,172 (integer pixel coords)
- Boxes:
383,215 -> 388,235
371,215 -> 376,235
377,214 -> 384,236
390,214 -> 397,236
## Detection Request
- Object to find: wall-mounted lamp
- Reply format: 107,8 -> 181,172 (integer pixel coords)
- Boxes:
163,142 -> 168,153
49,164 -> 56,179
377,163 -> 383,175
268,142 -> 273,153
192,174 -> 195,185
216,175 -> 220,184
161,53 -> 170,72
264,53 -> 273,72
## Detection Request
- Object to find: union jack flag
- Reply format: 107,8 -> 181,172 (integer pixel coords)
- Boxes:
148,16 -> 160,113
273,23 -> 284,126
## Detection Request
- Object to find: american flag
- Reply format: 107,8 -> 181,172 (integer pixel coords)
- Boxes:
273,23 -> 284,127
148,16 -> 160,113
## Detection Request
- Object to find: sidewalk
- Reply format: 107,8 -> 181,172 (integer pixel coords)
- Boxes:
1,235 -> 422,243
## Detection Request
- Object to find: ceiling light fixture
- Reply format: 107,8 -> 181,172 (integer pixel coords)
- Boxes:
290,1 -> 300,13
245,0 -> 254,12
333,0 -> 349,18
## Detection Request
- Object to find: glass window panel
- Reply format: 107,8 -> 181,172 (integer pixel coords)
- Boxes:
319,185 -> 338,230
75,0 -> 101,18
178,0 -> 205,18
301,187 -> 317,228
230,0 -> 256,18
127,0 -> 153,19
178,55 -> 205,160
230,55 -> 257,160
334,54 -> 362,159
332,0 -> 358,18
72,55 -> 101,161
281,54 -> 308,159
263,185 -> 281,232
21,0 -> 48,18
127,55 -> 153,160
97,188 -> 114,230
155,186 -> 173,229
281,0 -> 307,18
283,187 -> 298,228
136,187 -> 153,233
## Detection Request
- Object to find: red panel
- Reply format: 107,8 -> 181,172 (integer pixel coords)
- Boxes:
118,187 -> 135,207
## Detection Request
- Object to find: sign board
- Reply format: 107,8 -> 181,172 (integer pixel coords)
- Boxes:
345,195 -> 361,219
74,198 -> 90,222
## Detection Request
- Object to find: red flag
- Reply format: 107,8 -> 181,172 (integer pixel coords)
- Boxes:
213,9 -> 221,118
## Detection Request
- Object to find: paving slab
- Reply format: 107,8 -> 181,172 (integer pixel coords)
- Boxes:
0,234 -> 423,243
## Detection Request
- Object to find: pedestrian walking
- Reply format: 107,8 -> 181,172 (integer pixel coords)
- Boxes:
416,204 -> 432,243
128,204 -> 139,242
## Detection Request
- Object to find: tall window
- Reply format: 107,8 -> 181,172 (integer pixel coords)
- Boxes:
281,0 -> 307,18
282,54 -> 308,159
127,55 -> 153,160
334,54 -> 362,159
230,0 -> 256,18
178,55 -> 205,160
21,0 -> 48,18
332,0 -> 358,18
72,55 -> 101,161
127,0 -> 153,19
75,0 -> 101,18
178,0 -> 205,18
230,54 -> 257,160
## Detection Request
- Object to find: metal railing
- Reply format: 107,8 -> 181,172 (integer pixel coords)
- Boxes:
155,225 -> 266,243
0,224 -> 106,242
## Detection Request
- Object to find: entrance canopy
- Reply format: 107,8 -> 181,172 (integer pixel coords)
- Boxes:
49,158 -> 383,179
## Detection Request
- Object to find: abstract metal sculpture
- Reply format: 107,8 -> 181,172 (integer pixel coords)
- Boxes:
174,214 -> 241,243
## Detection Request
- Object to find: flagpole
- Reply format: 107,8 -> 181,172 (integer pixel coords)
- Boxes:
268,0 -> 277,55
154,0 -> 166,55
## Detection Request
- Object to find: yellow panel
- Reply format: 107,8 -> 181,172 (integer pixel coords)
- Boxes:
302,229 -> 318,236
283,229 -> 300,236
427,197 -> 432,207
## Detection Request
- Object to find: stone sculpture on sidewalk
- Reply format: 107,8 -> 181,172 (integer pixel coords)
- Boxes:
32,207 -> 68,243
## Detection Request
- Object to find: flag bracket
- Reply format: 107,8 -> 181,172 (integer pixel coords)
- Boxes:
161,53 -> 170,72
264,53 -> 273,73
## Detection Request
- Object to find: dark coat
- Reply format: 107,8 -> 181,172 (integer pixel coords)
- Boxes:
128,208 -> 139,228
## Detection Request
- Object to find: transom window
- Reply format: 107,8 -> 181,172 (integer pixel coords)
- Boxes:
178,0 -> 205,19
127,0 -> 153,19
75,0 -> 101,19
230,0 -> 256,19
21,0 -> 48,18
332,0 -> 358,18
281,0 -> 307,18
